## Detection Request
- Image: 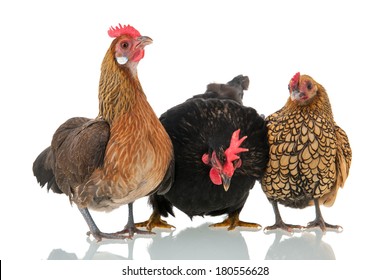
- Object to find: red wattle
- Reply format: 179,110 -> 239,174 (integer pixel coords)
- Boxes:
132,49 -> 145,62
202,153 -> 210,164
209,168 -> 222,185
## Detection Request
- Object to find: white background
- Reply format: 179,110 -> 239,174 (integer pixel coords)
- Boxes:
1,0 -> 389,278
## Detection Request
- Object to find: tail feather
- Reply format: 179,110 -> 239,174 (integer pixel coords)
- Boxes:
148,193 -> 175,218
32,147 -> 62,194
186,74 -> 249,104
156,159 -> 174,195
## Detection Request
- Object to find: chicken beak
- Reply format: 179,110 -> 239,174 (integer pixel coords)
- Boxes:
291,90 -> 302,101
221,174 -> 231,192
136,36 -> 153,48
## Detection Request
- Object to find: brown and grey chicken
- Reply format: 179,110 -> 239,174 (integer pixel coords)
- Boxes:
261,72 -> 352,232
32,24 -> 174,241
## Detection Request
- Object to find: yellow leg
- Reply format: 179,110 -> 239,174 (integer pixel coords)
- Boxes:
135,211 -> 175,231
209,212 -> 261,231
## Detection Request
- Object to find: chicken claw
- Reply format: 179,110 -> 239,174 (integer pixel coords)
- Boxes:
114,227 -> 154,238
135,212 -> 175,231
264,221 -> 304,234
264,200 -> 304,234
306,220 -> 343,232
305,199 -> 343,232
113,203 -> 158,237
80,207 -> 133,242
209,212 -> 261,231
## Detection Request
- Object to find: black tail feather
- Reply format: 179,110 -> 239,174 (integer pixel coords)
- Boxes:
186,74 -> 249,105
148,193 -> 175,218
32,147 -> 62,194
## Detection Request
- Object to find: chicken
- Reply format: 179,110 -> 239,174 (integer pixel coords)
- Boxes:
32,24 -> 174,241
261,72 -> 352,232
136,75 -> 269,231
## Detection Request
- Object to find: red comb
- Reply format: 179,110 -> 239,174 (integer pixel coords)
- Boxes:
225,129 -> 249,163
290,72 -> 300,88
108,24 -> 141,38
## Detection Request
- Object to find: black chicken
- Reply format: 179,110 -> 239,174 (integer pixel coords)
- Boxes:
136,75 -> 269,230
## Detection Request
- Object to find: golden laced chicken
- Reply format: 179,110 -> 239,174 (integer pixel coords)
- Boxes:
261,72 -> 352,232
32,24 -> 174,241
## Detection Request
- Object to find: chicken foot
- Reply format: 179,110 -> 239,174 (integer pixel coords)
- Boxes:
135,211 -> 175,231
209,210 -> 261,231
115,203 -> 155,237
79,207 -> 128,242
306,199 -> 343,232
264,200 -> 304,233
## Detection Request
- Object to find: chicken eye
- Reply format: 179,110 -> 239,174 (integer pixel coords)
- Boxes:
121,42 -> 130,49
307,82 -> 313,90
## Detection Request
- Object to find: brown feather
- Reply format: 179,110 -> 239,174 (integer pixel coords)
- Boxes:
319,125 -> 352,206
75,94 -> 173,210
51,117 -> 110,197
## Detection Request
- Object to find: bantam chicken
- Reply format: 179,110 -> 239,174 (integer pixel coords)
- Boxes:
32,24 -> 174,241
261,72 -> 352,232
136,75 -> 269,231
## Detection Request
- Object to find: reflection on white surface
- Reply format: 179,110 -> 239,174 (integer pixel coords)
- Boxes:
265,229 -> 335,260
46,223 -> 336,260
46,223 -> 251,260
48,239 -> 133,260
148,224 -> 250,260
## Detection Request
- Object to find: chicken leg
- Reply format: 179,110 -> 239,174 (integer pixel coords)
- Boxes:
81,203 -> 152,242
79,207 -> 128,241
306,199 -> 343,232
115,203 -> 155,237
264,200 -> 304,233
209,210 -> 261,231
135,211 -> 175,231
